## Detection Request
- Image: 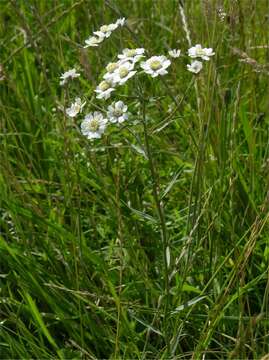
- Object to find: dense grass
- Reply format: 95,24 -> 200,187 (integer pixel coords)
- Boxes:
1,0 -> 269,358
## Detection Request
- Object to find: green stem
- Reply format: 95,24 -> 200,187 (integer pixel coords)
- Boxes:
141,97 -> 170,355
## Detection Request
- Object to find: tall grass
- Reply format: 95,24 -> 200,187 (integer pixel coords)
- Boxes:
1,0 -> 269,358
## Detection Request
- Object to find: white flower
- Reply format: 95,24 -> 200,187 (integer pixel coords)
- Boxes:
140,55 -> 171,78
187,60 -> 203,74
84,35 -> 104,48
84,19 -> 124,49
116,18 -> 126,27
103,61 -> 121,81
188,44 -> 215,60
107,101 -> 128,123
118,48 -> 145,63
95,80 -> 115,99
168,49 -> 181,58
60,68 -> 80,86
112,61 -> 136,85
217,8 -> 226,21
106,62 -> 120,73
94,23 -> 118,39
66,98 -> 86,117
81,112 -> 108,139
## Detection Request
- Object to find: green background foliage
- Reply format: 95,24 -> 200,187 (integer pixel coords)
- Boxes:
1,0 -> 269,358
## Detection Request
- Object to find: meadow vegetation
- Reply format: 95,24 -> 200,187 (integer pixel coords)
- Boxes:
0,0 -> 269,358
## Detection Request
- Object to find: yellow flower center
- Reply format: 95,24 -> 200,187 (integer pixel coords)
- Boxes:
196,48 -> 205,56
88,119 -> 99,132
113,109 -> 123,116
150,60 -> 162,70
74,104 -> 80,112
106,62 -> 118,73
99,81 -> 110,91
119,67 -> 129,78
126,49 -> 136,57
100,25 -> 109,33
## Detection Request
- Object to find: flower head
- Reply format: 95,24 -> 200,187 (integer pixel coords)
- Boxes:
84,19 -> 125,49
107,101 -> 128,123
81,112 -> 108,139
112,61 -> 136,85
140,55 -> 171,78
168,49 -> 181,58
103,61 -> 121,81
187,60 -> 203,74
217,8 -> 226,21
118,48 -> 145,63
95,80 -> 115,99
60,68 -> 80,86
94,23 -> 118,39
116,18 -> 126,27
84,35 -> 104,48
188,44 -> 215,61
106,62 -> 119,73
66,98 -> 86,117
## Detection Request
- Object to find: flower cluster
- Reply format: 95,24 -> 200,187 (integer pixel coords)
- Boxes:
59,18 -> 215,141
84,18 -> 125,48
94,48 -> 145,99
81,101 -> 129,139
187,44 -> 215,74
78,47 -> 173,139
94,49 -> 173,100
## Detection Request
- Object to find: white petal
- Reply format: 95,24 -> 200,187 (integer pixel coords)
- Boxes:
158,69 -> 168,76
163,60 -> 171,68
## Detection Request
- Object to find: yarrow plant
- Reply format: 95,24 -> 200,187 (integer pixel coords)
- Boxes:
58,18 -> 215,356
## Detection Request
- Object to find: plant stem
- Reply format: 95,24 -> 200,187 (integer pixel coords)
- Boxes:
141,96 -> 171,355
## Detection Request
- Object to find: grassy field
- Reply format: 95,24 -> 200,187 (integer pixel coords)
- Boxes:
1,0 -> 269,358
